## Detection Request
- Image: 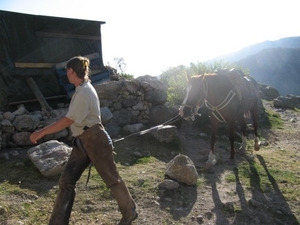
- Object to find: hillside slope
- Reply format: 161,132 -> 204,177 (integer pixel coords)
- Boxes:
215,36 -> 300,62
237,48 -> 300,95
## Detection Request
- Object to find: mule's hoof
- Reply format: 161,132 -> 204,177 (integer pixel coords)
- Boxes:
207,152 -> 217,166
254,139 -> 261,151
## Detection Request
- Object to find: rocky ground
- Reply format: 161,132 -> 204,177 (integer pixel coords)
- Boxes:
1,100 -> 300,225
172,101 -> 300,225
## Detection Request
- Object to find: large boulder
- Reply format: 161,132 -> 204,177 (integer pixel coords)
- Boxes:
27,140 -> 72,177
94,81 -> 123,100
165,154 -> 198,185
150,125 -> 178,143
259,84 -> 280,100
273,94 -> 300,108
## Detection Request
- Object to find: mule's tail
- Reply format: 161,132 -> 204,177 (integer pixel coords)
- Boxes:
242,75 -> 261,119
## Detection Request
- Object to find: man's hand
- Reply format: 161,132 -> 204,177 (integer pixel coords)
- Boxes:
30,130 -> 44,144
29,116 -> 74,144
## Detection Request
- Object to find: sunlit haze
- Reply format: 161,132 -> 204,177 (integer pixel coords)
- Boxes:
1,0 -> 300,77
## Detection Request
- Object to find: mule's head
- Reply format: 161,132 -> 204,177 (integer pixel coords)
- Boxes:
179,74 -> 206,121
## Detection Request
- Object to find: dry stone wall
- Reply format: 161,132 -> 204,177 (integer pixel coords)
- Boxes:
95,75 -> 168,125
0,75 -> 175,151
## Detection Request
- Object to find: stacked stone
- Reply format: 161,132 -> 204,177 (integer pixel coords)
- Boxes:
95,75 -> 168,126
0,75 -> 173,150
0,106 -> 70,150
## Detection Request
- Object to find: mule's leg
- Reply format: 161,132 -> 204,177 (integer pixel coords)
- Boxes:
237,115 -> 247,154
206,119 -> 218,167
250,107 -> 260,151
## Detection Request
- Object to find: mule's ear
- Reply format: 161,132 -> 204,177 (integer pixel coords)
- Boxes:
185,72 -> 191,81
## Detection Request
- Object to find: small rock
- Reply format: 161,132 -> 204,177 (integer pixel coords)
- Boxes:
132,151 -> 143,157
260,140 -> 269,146
196,215 -> 204,222
10,150 -> 20,156
205,211 -> 213,219
158,179 -> 180,189
249,198 -> 263,207
199,133 -> 208,137
0,205 -> 7,215
137,178 -> 145,186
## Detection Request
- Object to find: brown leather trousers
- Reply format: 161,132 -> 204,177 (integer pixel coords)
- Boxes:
49,124 -> 136,225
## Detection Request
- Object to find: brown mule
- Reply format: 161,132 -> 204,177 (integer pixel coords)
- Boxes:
179,69 -> 261,167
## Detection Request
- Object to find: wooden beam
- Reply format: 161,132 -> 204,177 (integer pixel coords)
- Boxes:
8,95 -> 66,106
15,53 -> 101,69
54,52 -> 101,70
15,63 -> 54,68
35,31 -> 101,40
26,77 -> 53,114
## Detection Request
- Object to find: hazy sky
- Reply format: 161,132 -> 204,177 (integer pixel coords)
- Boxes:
1,0 -> 300,76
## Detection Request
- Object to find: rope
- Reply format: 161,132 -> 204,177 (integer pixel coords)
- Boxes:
181,78 -> 236,123
85,114 -> 181,189
112,114 -> 181,143
205,90 -> 236,123
181,79 -> 207,115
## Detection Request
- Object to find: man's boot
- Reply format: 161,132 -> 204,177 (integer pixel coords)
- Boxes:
110,180 -> 138,225
48,188 -> 75,225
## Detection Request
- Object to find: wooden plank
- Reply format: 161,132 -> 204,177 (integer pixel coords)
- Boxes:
35,31 -> 101,40
26,77 -> 53,114
15,63 -> 54,68
54,52 -> 101,70
15,53 -> 100,69
8,95 -> 66,106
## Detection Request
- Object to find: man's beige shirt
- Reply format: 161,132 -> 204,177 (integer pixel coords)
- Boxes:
66,81 -> 101,136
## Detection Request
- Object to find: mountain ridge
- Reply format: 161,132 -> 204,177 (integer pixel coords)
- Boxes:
211,36 -> 300,95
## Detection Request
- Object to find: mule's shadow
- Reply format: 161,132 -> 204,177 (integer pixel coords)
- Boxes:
229,155 -> 299,225
202,156 -> 299,225
255,155 -> 299,224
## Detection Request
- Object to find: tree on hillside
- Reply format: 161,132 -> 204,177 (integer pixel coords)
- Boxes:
160,65 -> 187,106
107,57 -> 134,79
114,57 -> 126,73
160,61 -> 246,106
